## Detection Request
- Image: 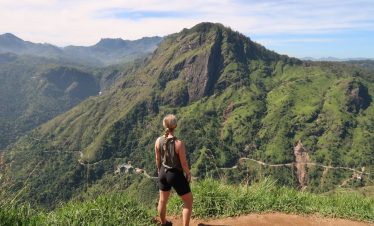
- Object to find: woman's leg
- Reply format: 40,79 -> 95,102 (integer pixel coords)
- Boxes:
180,192 -> 193,226
158,190 -> 171,224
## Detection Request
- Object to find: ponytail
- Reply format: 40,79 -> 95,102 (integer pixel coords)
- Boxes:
163,128 -> 177,159
163,128 -> 170,153
162,114 -> 178,159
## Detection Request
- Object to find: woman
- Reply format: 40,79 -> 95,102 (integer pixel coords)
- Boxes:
155,114 -> 193,226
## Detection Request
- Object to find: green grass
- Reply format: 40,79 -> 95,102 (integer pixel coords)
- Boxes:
0,193 -> 155,226
1,178 -> 373,225
0,203 -> 41,226
168,178 -> 374,222
44,194 -> 154,226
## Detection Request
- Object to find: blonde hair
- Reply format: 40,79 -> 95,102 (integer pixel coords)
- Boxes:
163,114 -> 177,132
163,114 -> 177,154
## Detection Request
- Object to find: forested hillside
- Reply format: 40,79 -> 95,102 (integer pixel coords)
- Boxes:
1,23 -> 373,208
0,40 -> 149,150
0,53 -> 101,149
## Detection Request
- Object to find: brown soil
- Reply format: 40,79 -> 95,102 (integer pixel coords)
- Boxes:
293,140 -> 310,189
165,213 -> 373,226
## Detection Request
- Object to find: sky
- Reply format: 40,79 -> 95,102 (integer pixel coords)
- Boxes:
0,0 -> 373,59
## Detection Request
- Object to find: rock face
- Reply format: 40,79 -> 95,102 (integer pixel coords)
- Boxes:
185,34 -> 222,101
294,140 -> 310,189
156,24 -> 224,104
346,81 -> 372,113
156,22 -> 282,106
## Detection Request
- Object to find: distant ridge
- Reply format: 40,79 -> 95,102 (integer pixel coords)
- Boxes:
0,33 -> 162,66
0,33 -> 62,57
0,33 -> 24,43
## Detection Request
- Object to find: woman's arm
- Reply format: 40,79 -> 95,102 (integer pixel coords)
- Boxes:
176,140 -> 191,183
154,137 -> 161,173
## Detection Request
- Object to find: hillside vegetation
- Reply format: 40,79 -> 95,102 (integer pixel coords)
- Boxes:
0,52 -> 146,150
0,54 -> 100,149
0,23 -> 373,209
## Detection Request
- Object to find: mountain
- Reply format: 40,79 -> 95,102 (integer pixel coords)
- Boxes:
0,33 -> 62,58
0,53 -> 101,149
1,23 -> 373,208
63,36 -> 162,66
0,33 -> 162,66
0,46 -> 146,150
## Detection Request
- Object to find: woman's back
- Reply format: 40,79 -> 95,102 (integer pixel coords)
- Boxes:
158,135 -> 183,171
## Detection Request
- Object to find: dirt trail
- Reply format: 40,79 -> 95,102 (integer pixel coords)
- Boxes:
166,213 -> 373,226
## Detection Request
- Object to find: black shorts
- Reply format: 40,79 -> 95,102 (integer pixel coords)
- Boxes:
158,165 -> 191,196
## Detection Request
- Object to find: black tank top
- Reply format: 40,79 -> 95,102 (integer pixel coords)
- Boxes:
159,136 -> 183,171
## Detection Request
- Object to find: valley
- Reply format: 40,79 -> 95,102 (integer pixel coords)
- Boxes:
0,23 -> 373,224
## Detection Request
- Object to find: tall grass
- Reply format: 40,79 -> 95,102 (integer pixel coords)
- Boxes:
168,178 -> 374,222
1,178 -> 373,225
43,194 -> 154,226
0,203 -> 41,226
0,194 -> 154,226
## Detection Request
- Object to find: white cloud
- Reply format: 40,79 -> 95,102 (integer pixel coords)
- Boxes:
255,38 -> 336,47
0,0 -> 373,46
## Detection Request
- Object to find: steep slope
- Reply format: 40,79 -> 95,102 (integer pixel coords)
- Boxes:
0,52 -> 143,150
1,23 -> 373,208
0,54 -> 101,149
0,33 -> 162,66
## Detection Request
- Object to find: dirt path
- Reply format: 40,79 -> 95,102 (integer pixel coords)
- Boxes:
166,213 -> 373,226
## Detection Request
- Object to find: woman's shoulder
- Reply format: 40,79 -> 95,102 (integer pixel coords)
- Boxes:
174,138 -> 184,147
155,136 -> 167,144
157,135 -> 166,140
155,136 -> 162,145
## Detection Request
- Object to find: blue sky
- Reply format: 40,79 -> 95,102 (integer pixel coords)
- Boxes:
0,0 -> 373,59
251,31 -> 374,59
